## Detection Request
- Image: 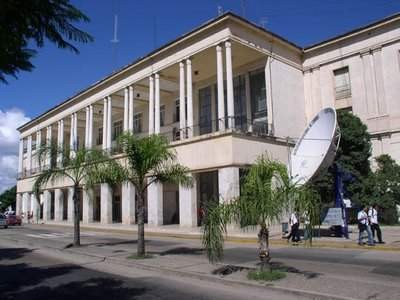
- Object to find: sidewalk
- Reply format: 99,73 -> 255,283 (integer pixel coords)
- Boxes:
43,221 -> 400,251
3,224 -> 400,300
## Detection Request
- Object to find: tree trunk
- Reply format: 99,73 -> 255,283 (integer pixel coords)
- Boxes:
73,185 -> 80,247
258,222 -> 270,271
137,192 -> 145,256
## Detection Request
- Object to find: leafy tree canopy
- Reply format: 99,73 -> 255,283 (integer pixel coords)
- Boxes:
0,0 -> 93,83
0,186 -> 16,212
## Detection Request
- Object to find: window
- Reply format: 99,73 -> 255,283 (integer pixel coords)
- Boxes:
113,120 -> 123,140
174,99 -> 180,123
133,113 -> 142,133
334,67 -> 351,100
97,127 -> 103,145
160,105 -> 166,127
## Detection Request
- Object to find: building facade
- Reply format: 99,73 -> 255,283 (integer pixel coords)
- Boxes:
15,13 -> 400,227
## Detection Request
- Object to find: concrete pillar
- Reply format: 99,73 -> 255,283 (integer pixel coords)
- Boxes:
149,76 -> 154,134
83,188 -> 94,224
225,41 -> 234,129
179,174 -> 197,227
218,167 -> 240,204
102,98 -> 108,150
124,87 -> 129,131
16,193 -> 22,216
54,189 -> 63,222
216,45 -> 225,131
264,57 -> 274,134
57,120 -> 64,164
154,73 -> 160,134
67,187 -> 74,223
36,130 -> 42,171
70,113 -> 75,155
129,86 -> 134,132
18,139 -> 23,177
89,105 -> 93,148
100,183 -> 112,224
186,59 -> 193,137
31,193 -> 39,224
179,61 -> 186,139
147,181 -> 163,226
27,135 -> 32,174
43,190 -> 51,222
122,182 -> 136,224
107,96 -> 112,149
85,107 -> 90,148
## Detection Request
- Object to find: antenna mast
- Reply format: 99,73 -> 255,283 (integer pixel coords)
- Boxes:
111,1 -> 119,69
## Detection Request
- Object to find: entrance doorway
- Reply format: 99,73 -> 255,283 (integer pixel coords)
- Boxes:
198,171 -> 219,226
163,183 -> 179,225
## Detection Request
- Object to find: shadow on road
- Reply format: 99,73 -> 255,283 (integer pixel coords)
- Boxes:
0,247 -> 34,261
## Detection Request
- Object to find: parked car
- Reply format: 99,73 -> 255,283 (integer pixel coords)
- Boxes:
6,214 -> 22,226
0,214 -> 8,229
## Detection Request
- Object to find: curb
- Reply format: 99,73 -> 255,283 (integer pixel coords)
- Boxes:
2,235 -> 355,300
36,223 -> 400,252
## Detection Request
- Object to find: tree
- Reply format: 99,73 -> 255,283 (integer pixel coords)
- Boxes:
312,110 -> 372,205
33,145 -> 116,246
0,186 -> 16,212
202,156 -> 319,265
0,0 -> 93,83
92,133 -> 192,257
364,154 -> 400,224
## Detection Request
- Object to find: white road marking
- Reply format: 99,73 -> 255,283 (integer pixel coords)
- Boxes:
25,232 -> 97,239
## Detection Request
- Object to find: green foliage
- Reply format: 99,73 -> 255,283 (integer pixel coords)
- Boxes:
0,186 -> 16,212
312,110 -> 372,205
202,156 -> 320,263
127,253 -> 154,260
0,0 -> 93,83
247,269 -> 286,281
364,154 -> 400,224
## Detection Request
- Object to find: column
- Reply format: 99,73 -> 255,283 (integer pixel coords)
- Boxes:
216,45 -> 225,131
179,174 -> 197,227
57,120 -> 63,165
186,59 -> 193,137
36,130 -> 42,171
179,62 -> 186,139
123,87 -> 129,131
147,180 -> 163,226
83,188 -> 94,224
264,57 -> 274,134
18,139 -> 23,177
85,107 -> 90,148
70,113 -> 75,152
128,86 -> 134,132
54,189 -> 63,222
122,182 -> 135,224
218,167 -> 240,204
89,105 -> 93,148
100,183 -> 112,224
73,113 -> 78,150
31,193 -> 39,224
46,125 -> 52,165
154,73 -> 160,134
225,41 -> 234,129
27,135 -> 32,174
43,190 -> 51,222
107,96 -> 112,149
16,193 -> 22,216
22,193 -> 29,222
67,187 -> 74,223
148,76 -> 154,134
102,98 -> 108,150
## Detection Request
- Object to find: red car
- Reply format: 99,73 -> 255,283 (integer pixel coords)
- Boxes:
6,214 -> 22,226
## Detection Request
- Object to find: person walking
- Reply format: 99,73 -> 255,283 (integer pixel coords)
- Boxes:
368,204 -> 385,244
357,206 -> 374,246
287,212 -> 300,243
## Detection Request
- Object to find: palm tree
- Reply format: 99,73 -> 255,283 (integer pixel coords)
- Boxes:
33,144 -> 116,246
202,156 -> 319,267
92,133 -> 192,257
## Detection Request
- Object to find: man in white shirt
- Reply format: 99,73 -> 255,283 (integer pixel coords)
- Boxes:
368,204 -> 384,244
357,206 -> 374,246
287,212 -> 300,243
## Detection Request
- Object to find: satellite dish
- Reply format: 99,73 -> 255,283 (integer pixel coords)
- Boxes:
290,107 -> 340,185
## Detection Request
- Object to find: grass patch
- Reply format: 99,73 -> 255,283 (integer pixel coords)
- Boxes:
247,269 -> 286,281
127,253 -> 154,259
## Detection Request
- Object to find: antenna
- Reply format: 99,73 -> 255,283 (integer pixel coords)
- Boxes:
217,5 -> 223,16
110,0 -> 119,70
260,17 -> 268,28
240,0 -> 246,18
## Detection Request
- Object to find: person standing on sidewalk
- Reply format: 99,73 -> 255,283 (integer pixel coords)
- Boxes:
368,204 -> 385,244
287,212 -> 300,244
357,206 -> 374,246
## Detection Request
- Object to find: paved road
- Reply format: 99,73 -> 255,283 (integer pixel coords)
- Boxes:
0,243 -> 305,300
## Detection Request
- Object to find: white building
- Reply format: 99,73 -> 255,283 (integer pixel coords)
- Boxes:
16,12 -> 400,227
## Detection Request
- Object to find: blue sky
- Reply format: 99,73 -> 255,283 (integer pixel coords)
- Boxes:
0,1 -> 399,192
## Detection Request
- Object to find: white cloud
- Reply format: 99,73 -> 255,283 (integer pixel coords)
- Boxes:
0,109 -> 30,193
